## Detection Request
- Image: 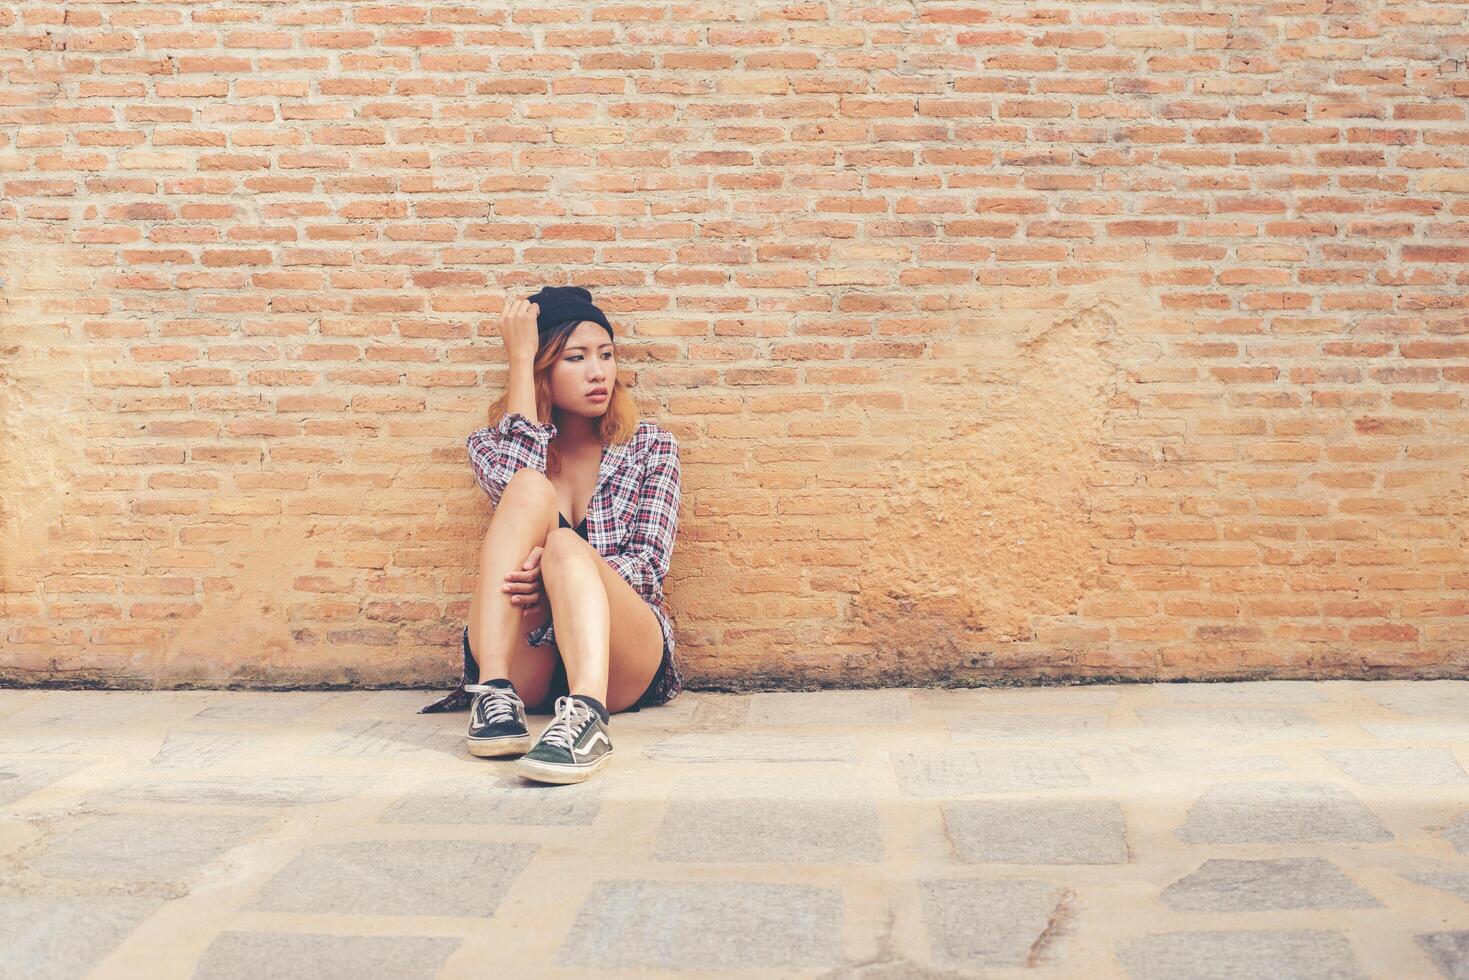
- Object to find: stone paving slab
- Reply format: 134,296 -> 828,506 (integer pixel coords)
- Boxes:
942,799 -> 1128,864
99,774 -> 367,808
246,840 -> 538,917
0,758 -> 88,805
556,880 -> 844,970
894,748 -> 1089,796
380,773 -> 604,826
24,812 -> 269,884
1133,706 -> 1329,742
746,690 -> 913,726
1447,811 -> 1469,854
193,932 -> 461,980
3,692 -> 160,728
1155,681 -> 1330,705
643,732 -> 858,763
1324,747 -> 1469,786
0,895 -> 163,980
1416,932 -> 1469,980
1,680 -> 1467,978
653,797 -> 885,863
1174,782 -> 1394,845
190,692 -> 334,723
918,877 -> 1070,968
1116,929 -> 1367,980
1077,745 -> 1289,777
1159,858 -> 1380,912
1403,870 -> 1469,905
947,711 -> 1108,742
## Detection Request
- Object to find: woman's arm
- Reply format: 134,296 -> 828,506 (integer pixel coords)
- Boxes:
466,359 -> 556,510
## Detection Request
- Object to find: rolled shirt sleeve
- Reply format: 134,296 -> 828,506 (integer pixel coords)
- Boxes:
466,411 -> 558,509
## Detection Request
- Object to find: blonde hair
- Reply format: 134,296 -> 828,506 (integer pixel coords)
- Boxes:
485,318 -> 639,476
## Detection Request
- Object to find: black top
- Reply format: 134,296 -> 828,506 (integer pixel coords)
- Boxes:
559,511 -> 589,540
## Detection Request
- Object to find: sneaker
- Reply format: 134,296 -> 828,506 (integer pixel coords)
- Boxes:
465,682 -> 531,757
514,695 -> 613,784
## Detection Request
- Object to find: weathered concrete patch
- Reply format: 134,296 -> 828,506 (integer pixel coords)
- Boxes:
894,749 -> 1088,797
1117,930 -> 1366,979
1175,783 -> 1392,845
194,931 -> 460,980
747,690 -> 912,726
844,300 -> 1127,682
26,812 -> 268,883
246,840 -> 536,917
942,800 -> 1127,864
556,880 -> 842,970
1324,748 -> 1469,786
381,774 -> 603,826
1160,858 -> 1380,912
0,895 -> 162,980
653,797 -> 883,863
918,878 -> 1070,969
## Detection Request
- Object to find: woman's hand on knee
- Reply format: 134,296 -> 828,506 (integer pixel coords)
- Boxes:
503,545 -> 545,615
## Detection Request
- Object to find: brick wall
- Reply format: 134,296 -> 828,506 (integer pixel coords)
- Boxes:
2,3 -> 1467,689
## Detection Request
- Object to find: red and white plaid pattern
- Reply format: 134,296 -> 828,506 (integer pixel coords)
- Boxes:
466,410 -> 683,693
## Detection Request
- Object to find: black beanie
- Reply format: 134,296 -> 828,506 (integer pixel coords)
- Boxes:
526,285 -> 613,341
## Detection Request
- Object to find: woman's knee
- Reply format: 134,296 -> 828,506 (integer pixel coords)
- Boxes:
500,468 -> 555,507
502,467 -> 552,499
540,527 -> 591,570
487,471 -> 555,538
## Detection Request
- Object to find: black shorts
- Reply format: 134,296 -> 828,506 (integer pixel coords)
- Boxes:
458,624 -> 676,714
527,633 -> 675,714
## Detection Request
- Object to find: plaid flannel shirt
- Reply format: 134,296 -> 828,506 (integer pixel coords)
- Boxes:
422,410 -> 683,712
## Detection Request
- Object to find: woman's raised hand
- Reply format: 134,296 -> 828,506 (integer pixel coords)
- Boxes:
498,298 -> 540,362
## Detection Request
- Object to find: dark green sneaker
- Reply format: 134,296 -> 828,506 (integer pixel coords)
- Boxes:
465,682 -> 531,757
514,695 -> 613,784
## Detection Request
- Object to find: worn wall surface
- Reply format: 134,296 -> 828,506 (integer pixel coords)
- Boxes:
2,3 -> 1467,689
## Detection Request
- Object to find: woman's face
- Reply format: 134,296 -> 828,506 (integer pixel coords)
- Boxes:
550,320 -> 616,418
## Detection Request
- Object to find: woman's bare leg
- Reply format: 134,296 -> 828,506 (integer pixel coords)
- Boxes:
538,527 -> 666,714
468,468 -> 560,686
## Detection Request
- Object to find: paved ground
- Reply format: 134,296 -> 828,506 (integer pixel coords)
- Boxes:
1,680 -> 1467,979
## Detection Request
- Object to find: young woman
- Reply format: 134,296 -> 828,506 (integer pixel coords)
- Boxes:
420,285 -> 683,785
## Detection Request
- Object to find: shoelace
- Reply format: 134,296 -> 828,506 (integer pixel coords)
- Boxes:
538,695 -> 592,752
465,683 -> 521,727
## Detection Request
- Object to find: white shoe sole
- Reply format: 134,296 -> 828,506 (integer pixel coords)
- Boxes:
513,751 -> 612,784
467,733 -> 531,758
